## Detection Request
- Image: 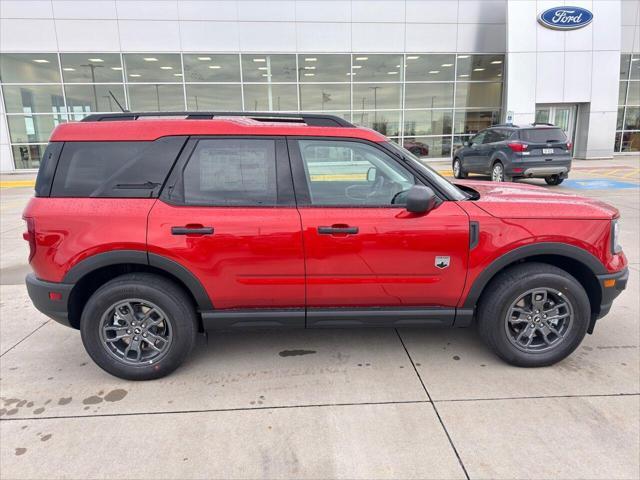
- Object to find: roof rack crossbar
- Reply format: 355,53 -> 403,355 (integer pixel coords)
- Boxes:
81,111 -> 355,127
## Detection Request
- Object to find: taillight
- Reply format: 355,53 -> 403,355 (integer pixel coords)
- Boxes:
507,142 -> 528,152
22,217 -> 36,262
566,142 -> 572,151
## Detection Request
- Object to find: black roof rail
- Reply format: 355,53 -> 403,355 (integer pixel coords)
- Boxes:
491,123 -> 519,128
80,111 -> 355,127
531,122 -> 555,127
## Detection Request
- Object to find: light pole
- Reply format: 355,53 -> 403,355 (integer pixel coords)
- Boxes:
80,64 -> 103,111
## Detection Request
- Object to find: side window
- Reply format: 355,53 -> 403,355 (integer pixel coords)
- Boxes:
50,137 -> 186,198
483,130 -> 499,144
471,131 -> 485,144
180,138 -> 278,206
296,139 -> 416,206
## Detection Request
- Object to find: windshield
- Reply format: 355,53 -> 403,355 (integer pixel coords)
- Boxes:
385,142 -> 468,201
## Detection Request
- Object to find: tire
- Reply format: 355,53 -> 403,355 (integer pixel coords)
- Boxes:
80,273 -> 198,380
452,158 -> 467,179
545,175 -> 564,186
491,161 -> 511,182
477,263 -> 590,367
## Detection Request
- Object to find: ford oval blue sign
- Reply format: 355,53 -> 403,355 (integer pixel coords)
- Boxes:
538,6 -> 593,30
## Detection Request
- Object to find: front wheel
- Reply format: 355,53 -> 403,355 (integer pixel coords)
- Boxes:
545,175 -> 565,185
80,273 -> 198,380
491,162 -> 511,182
477,263 -> 590,367
452,158 -> 467,179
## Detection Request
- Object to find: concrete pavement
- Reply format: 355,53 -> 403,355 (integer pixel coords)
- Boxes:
1,157 -> 639,479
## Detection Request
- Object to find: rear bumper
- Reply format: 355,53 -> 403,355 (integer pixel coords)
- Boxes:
522,166 -> 569,177
589,267 -> 629,333
510,158 -> 572,178
25,273 -> 74,328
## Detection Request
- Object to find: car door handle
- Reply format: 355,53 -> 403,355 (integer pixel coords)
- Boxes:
171,226 -> 214,235
317,226 -> 359,235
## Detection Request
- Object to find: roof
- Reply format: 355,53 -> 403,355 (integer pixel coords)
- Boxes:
50,113 -> 388,143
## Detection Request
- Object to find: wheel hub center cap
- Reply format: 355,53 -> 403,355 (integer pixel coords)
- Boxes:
134,327 -> 142,334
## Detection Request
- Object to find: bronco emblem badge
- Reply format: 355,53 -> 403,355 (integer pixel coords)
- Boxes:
435,256 -> 450,269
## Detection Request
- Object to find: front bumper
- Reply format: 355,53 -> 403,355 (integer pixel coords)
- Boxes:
589,267 -> 629,332
25,273 -> 74,328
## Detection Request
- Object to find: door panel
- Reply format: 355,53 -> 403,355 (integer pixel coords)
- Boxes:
464,131 -> 486,172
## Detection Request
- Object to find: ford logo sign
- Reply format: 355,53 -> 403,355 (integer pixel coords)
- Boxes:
538,6 -> 593,30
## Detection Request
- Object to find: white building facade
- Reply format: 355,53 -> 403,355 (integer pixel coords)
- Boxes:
0,0 -> 639,172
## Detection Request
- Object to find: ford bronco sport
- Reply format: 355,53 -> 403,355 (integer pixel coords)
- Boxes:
23,112 -> 628,380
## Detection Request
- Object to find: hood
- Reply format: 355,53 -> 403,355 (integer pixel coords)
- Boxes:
455,180 -> 618,219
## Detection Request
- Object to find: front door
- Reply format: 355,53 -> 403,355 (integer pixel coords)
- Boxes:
535,104 -> 577,143
288,138 -> 470,325
465,130 -> 487,173
147,137 -> 305,314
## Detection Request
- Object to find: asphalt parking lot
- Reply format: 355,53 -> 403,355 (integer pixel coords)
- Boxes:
1,158 -> 639,479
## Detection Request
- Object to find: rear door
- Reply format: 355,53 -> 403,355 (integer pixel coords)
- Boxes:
147,136 -> 305,315
520,128 -> 571,161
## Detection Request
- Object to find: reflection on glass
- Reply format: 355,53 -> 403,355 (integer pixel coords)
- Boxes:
60,53 -> 123,83
454,110 -> 501,135
298,54 -> 351,82
0,53 -> 61,83
7,114 -> 67,143
404,82 -> 453,108
186,84 -> 242,110
2,85 -> 65,113
300,84 -> 350,111
619,81 -> 628,105
456,54 -> 504,81
623,106 -> 640,130
243,84 -> 298,111
617,107 -> 625,130
352,54 -> 403,82
627,81 -> 640,105
353,83 -> 401,110
405,54 -> 455,82
242,54 -> 296,82
64,84 -> 126,115
124,54 -> 183,83
404,110 -> 452,136
12,144 -> 47,169
455,82 -> 502,108
630,55 -> 640,81
127,84 -> 185,111
620,131 -> 640,152
353,110 -> 401,136
183,54 -> 240,82
402,136 -> 451,158
620,54 -> 631,78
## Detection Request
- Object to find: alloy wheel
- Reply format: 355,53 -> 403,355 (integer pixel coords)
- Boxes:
492,164 -> 504,182
453,160 -> 461,177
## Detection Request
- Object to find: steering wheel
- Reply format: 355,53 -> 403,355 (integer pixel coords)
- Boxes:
345,175 -> 385,201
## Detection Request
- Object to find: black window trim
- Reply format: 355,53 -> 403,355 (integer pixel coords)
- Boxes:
286,136 -> 450,208
159,135 -> 296,208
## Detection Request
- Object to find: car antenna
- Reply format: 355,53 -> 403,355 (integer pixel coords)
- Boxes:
108,90 -> 128,112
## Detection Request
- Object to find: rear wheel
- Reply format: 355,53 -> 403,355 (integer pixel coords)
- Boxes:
80,273 -> 198,380
452,158 -> 467,179
491,162 -> 511,182
545,175 -> 564,185
477,263 -> 590,367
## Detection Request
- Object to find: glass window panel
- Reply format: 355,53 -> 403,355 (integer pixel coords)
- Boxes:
123,54 -> 183,83
628,81 -> 640,105
455,82 -> 503,108
454,109 -> 501,135
186,84 -> 242,110
404,82 -> 454,108
12,144 -> 47,169
241,54 -> 296,82
352,54 -> 403,82
300,84 -> 350,111
183,54 -> 240,82
630,55 -> 640,81
7,114 -> 67,143
242,84 -> 298,111
405,54 -> 455,81
620,54 -> 631,78
402,136 -> 451,158
620,131 -> 640,152
64,84 -> 126,114
619,81 -> 628,105
623,107 -> 640,130
614,131 -> 622,152
0,53 -> 60,83
352,110 -> 401,136
298,54 -> 351,82
404,110 -> 452,136
2,85 -> 65,113
617,107 -> 625,130
456,54 -> 504,81
60,53 -> 123,83
127,84 -> 185,111
353,83 -> 401,110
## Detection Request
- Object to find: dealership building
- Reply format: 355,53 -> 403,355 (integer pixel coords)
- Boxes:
0,0 -> 638,172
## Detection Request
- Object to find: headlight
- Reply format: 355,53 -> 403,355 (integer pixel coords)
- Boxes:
612,218 -> 622,254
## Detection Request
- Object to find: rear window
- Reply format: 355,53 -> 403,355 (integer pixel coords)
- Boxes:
50,137 -> 186,198
520,128 -> 567,143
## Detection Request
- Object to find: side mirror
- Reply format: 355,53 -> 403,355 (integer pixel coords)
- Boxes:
405,185 -> 438,214
463,141 -> 470,147
366,167 -> 377,182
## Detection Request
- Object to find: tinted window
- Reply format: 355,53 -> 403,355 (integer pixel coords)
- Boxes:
181,139 -> 278,206
521,128 -> 567,143
297,139 -> 415,206
51,137 -> 186,198
470,131 -> 486,144
483,130 -> 501,143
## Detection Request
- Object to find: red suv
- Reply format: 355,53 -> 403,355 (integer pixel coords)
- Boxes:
23,112 -> 628,380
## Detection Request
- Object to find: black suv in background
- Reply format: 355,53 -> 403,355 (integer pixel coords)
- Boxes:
452,124 -> 572,185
